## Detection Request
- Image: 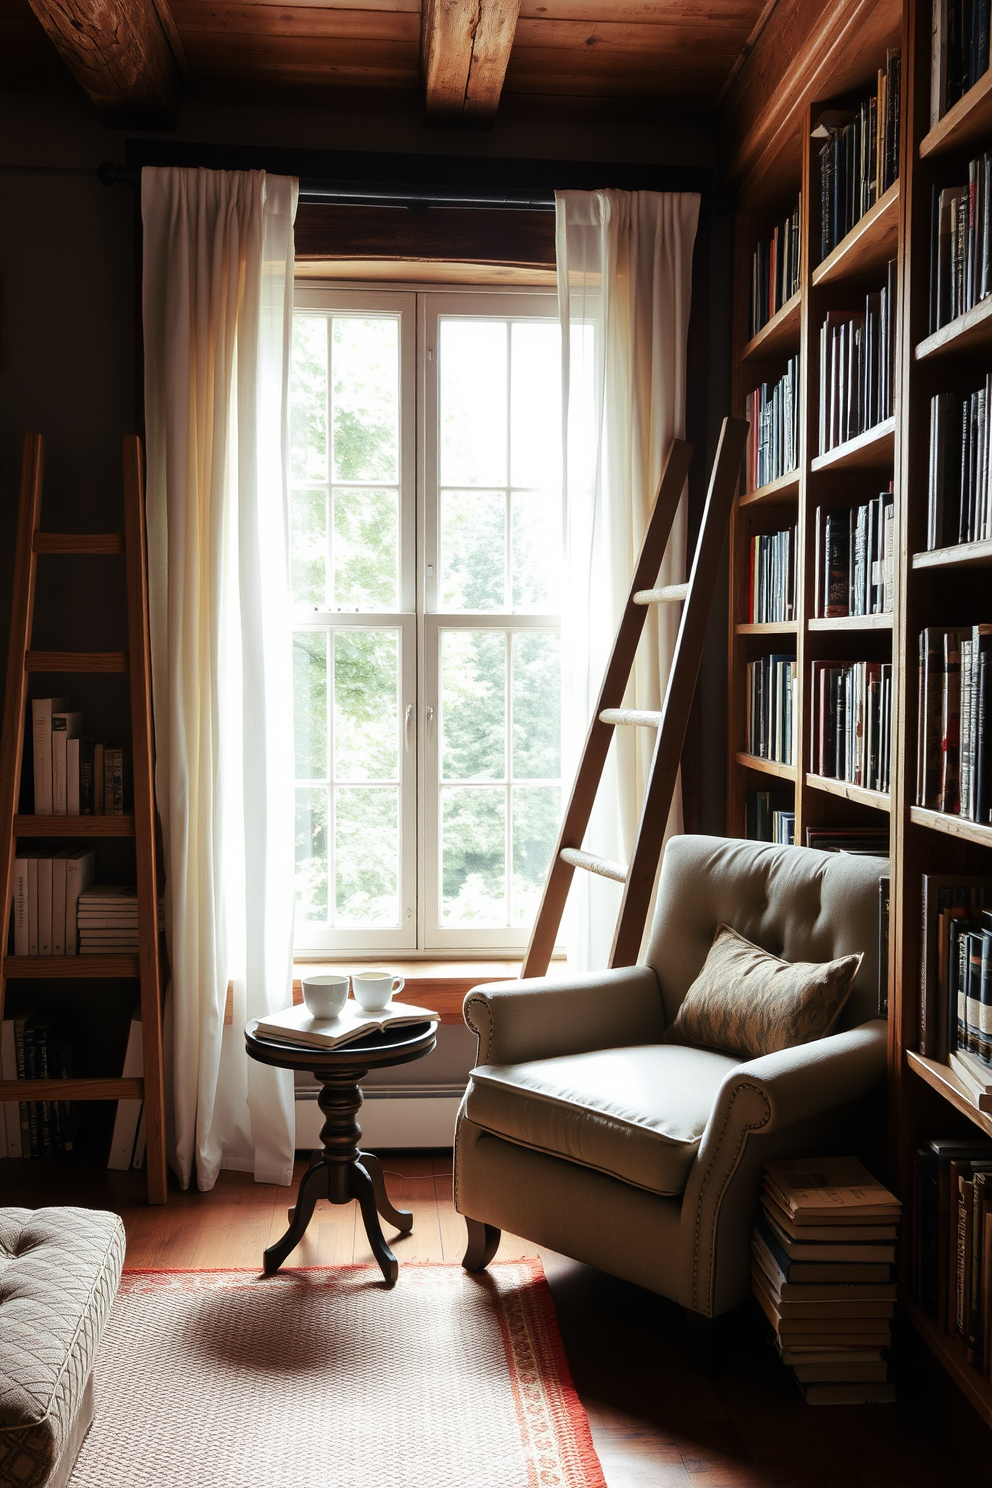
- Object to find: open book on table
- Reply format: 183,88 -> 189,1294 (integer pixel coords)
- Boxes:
254,999 -> 437,1052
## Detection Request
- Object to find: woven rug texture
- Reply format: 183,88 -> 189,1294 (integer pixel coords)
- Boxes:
69,1260 -> 605,1488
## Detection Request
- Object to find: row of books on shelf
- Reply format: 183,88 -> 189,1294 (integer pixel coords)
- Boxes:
913,1137 -> 992,1382
8,860 -> 154,957
746,654 -> 796,766
933,0 -> 992,120
919,875 -> 992,1064
744,357 -> 798,491
0,1006 -> 146,1170
752,1157 -> 900,1404
927,384 -> 992,549
812,492 -> 895,619
810,660 -> 893,794
747,525 -> 796,625
745,789 -> 795,845
30,697 -> 130,816
916,625 -> 991,821
748,198 -> 801,340
815,53 -> 900,264
929,153 -> 992,333
744,806 -> 889,861
817,271 -> 897,456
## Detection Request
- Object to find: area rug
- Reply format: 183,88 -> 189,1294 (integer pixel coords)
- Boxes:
69,1260 -> 606,1488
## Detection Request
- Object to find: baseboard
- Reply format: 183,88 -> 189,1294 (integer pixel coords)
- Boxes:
295,1089 -> 462,1150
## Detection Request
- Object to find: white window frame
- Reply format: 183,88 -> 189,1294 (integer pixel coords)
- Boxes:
292,280 -> 562,957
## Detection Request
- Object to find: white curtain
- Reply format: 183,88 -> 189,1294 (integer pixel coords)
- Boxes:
556,189 -> 700,971
142,167 -> 299,1190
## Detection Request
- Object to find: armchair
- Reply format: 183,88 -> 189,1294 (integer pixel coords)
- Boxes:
454,835 -> 888,1356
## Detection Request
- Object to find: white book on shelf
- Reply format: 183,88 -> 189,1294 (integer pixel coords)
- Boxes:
31,697 -> 68,815
64,850 -> 96,958
11,851 -> 29,957
66,737 -> 81,815
37,855 -> 53,957
107,1007 -> 143,1170
26,852 -> 39,955
1,1019 -> 22,1159
51,710 -> 82,816
51,849 -> 72,957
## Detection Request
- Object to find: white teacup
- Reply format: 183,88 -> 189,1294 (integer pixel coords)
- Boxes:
352,970 -> 405,1012
301,974 -> 349,1020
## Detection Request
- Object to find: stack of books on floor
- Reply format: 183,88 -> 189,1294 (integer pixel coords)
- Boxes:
76,885 -> 162,954
752,1156 -> 901,1404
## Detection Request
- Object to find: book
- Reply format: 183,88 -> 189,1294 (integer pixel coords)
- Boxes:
799,1380 -> 896,1404
66,736 -> 80,815
51,709 -> 82,815
108,1007 -> 144,1170
64,849 -> 96,957
754,1218 -> 893,1281
255,999 -> 437,1052
950,1047 -> 992,1108
760,1195 -> 898,1242
37,855 -> 53,957
51,848 -> 72,957
752,1266 -> 895,1319
30,697 -> 69,815
763,1157 -> 901,1223
11,850 -> 29,956
762,1205 -> 896,1261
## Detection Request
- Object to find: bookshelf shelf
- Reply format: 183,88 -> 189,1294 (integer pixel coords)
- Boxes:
733,752 -> 796,782
811,180 -> 900,287
735,622 -> 798,635
24,651 -> 129,673
909,805 -> 992,848
13,814 -> 135,837
912,538 -> 992,570
810,417 -> 896,473
739,469 -> 800,507
915,294 -> 992,361
741,291 -> 802,363
3,955 -> 140,978
807,614 -> 893,631
903,1300 -> 992,1428
0,1076 -> 143,1103
920,65 -> 992,160
804,774 -> 891,812
906,1051 -> 992,1141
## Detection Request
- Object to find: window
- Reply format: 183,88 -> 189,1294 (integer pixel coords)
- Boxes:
290,286 -> 563,954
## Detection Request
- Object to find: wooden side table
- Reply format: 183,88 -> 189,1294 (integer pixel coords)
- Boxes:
245,1017 -> 438,1287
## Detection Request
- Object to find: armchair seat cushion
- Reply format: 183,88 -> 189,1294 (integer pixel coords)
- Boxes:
467,1044 -> 743,1197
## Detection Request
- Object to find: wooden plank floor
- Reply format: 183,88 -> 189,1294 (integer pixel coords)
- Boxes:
3,1151 -> 989,1486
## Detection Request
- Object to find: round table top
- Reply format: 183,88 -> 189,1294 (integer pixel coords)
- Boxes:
245,1016 -> 438,1074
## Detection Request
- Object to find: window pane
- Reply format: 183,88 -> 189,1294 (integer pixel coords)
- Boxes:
439,320 -> 507,487
292,489 -> 327,608
291,317 -> 327,482
440,630 -> 506,781
511,494 -> 561,612
511,632 -> 560,779
331,317 -> 399,483
440,490 -> 506,612
441,787 -> 506,925
335,787 -> 399,925
333,630 -> 399,783
512,785 -> 560,927
333,488 -> 398,610
293,631 -> 328,780
295,786 -> 328,922
510,321 -> 562,489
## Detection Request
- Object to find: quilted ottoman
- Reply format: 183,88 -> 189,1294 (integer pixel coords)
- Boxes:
0,1208 -> 125,1488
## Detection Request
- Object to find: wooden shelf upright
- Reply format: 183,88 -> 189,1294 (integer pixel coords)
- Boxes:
0,433 -> 167,1203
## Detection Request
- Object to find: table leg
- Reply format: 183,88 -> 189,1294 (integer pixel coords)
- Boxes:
264,1159 -> 329,1275
358,1150 -> 414,1234
352,1161 -> 399,1288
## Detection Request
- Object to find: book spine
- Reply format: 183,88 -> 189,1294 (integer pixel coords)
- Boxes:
78,739 -> 95,815
12,853 -> 29,957
31,699 -> 55,815
37,856 -> 53,957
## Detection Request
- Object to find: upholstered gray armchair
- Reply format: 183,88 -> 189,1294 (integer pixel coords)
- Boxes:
454,835 -> 887,1362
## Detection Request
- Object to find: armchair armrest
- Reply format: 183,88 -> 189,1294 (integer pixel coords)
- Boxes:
463,965 -> 665,1066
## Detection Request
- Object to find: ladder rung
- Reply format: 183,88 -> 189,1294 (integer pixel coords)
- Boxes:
33,533 -> 125,555
560,848 -> 628,883
26,651 -> 129,673
633,584 -> 688,605
599,708 -> 664,728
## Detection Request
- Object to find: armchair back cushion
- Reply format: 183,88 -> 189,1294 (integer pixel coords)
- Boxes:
645,837 -> 885,1033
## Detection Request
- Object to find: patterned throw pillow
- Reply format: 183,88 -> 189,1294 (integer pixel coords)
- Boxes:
663,923 -> 863,1058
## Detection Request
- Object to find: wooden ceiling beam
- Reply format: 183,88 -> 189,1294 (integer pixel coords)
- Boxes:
421,0 -> 520,128
27,0 -> 187,128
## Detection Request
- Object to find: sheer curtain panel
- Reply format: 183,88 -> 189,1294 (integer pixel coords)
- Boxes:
142,167 -> 299,1190
556,189 -> 699,971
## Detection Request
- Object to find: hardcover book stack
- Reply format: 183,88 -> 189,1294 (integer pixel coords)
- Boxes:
747,525 -> 797,624
30,697 -> 130,816
76,885 -> 143,954
753,1157 -> 900,1404
927,383 -> 992,548
817,268 -> 897,456
748,199 -> 801,339
929,151 -> 992,333
813,493 -> 895,618
745,789 -> 794,845
816,52 -> 901,262
914,1138 -> 992,1382
916,626 -> 992,822
810,659 -> 893,792
746,653 -> 796,765
745,357 -> 799,490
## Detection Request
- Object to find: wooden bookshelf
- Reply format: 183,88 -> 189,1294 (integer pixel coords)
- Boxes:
912,538 -> 992,570
903,1300 -> 992,1429
734,621 -> 799,635
906,1052 -> 992,1141
809,416 -> 896,472
733,752 -> 797,782
920,63 -> 992,160
805,773 -> 891,812
811,180 -> 900,287
740,290 -> 802,362
13,814 -> 135,836
909,805 -> 992,849
738,469 -> 800,507
807,613 -> 893,630
915,293 -> 992,360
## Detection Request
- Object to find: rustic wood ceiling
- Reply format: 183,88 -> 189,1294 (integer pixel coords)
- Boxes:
3,0 -> 773,130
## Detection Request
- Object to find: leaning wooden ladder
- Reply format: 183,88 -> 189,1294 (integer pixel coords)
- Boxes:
0,434 -> 167,1202
522,416 -> 750,977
